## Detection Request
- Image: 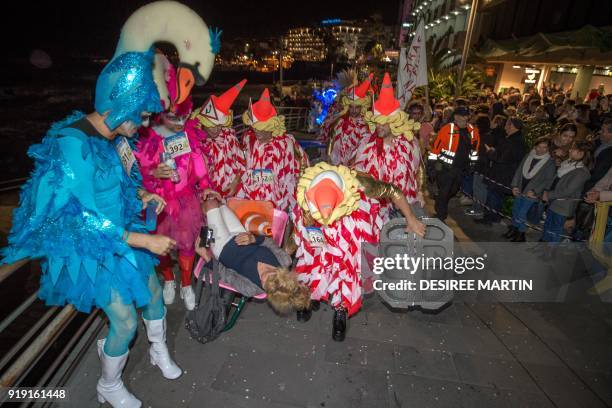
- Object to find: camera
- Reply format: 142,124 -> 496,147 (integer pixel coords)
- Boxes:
199,226 -> 215,248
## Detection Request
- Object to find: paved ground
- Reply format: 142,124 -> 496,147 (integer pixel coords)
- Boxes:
62,196 -> 612,408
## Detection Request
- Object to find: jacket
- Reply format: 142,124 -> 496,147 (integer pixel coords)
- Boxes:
475,127 -> 504,175
429,122 -> 480,166
548,167 -> 591,217
584,143 -> 612,192
486,131 -> 527,194
217,237 -> 291,297
511,155 -> 557,197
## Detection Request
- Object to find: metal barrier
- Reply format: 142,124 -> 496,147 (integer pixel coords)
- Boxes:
0,255 -> 105,402
589,201 -> 611,268
0,177 -> 28,193
376,218 -> 454,310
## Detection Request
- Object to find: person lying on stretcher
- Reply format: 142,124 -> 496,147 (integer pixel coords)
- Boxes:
195,194 -> 311,313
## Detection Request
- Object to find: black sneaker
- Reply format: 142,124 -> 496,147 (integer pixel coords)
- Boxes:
511,231 -> 526,242
332,308 -> 347,341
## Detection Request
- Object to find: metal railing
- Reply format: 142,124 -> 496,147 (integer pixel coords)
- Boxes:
0,256 -> 105,404
0,177 -> 28,193
589,201 -> 611,268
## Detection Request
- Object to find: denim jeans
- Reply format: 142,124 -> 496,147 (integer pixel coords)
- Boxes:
511,196 -> 537,232
484,188 -> 504,223
462,173 -> 474,196
471,173 -> 487,212
542,209 -> 566,243
527,200 -> 546,225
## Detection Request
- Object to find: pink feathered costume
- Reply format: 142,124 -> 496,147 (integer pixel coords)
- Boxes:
136,95 -> 210,287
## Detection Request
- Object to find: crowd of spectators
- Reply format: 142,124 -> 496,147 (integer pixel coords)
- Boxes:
411,85 -> 612,243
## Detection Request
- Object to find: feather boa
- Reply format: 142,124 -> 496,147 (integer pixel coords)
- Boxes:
135,119 -> 211,218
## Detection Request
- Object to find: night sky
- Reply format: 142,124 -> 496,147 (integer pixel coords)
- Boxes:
5,0 -> 400,57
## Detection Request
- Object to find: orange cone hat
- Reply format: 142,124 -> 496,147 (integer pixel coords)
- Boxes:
349,73 -> 373,100
200,79 -> 247,125
373,72 -> 400,116
250,88 -> 277,123
305,176 -> 345,221
214,79 -> 247,115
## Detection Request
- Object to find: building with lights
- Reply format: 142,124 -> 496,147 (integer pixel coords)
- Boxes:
285,27 -> 325,61
401,0 -> 472,52
476,0 -> 612,98
398,0 -> 612,99
284,19 -> 368,62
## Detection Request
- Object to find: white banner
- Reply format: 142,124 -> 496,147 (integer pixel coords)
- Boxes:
397,20 -> 428,109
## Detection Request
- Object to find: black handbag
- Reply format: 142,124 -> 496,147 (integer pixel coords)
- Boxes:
185,260 -> 227,344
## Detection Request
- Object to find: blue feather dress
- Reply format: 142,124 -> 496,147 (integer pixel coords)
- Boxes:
2,112 -> 156,313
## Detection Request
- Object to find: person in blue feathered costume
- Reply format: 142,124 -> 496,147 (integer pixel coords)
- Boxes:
1,2 -> 220,406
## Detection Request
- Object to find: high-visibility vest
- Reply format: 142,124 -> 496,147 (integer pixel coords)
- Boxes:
429,123 -> 480,165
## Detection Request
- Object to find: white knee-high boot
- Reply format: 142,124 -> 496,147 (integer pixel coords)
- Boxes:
96,339 -> 141,408
142,310 -> 182,380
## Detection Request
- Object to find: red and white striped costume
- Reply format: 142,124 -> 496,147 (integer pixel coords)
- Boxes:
235,129 -> 307,210
355,72 -> 422,222
329,115 -> 370,166
200,127 -> 245,198
354,132 -> 421,203
292,191 -> 383,316
317,100 -> 342,144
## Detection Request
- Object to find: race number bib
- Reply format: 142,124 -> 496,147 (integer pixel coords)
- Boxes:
306,226 -> 326,248
163,132 -> 192,159
249,168 -> 274,186
116,137 -> 136,175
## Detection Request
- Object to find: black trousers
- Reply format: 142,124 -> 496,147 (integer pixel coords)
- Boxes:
434,165 -> 464,220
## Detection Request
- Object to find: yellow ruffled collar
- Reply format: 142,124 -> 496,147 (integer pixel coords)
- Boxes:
364,110 -> 420,140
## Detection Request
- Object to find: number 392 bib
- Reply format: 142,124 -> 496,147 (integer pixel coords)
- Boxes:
163,132 -> 192,159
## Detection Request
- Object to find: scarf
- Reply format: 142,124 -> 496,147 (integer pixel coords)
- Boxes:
522,149 -> 550,179
557,159 -> 584,179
